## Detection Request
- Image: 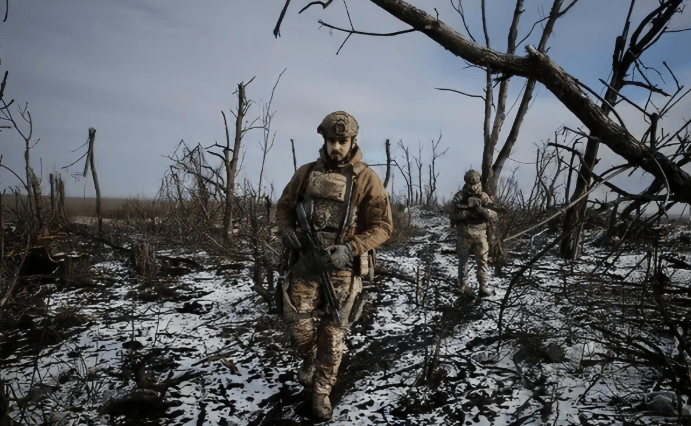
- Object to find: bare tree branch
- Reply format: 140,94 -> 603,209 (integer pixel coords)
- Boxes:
450,0 -> 476,43
362,0 -> 691,204
598,78 -> 649,116
273,0 -> 292,38
434,87 -> 484,100
621,80 -> 670,96
317,19 -> 414,37
299,0 -> 335,14
664,26 -> 691,33
662,61 -> 680,90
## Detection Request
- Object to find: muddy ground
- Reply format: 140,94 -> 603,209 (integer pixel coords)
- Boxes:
1,209 -> 690,425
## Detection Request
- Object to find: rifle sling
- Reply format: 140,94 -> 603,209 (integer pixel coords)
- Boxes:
336,167 -> 354,245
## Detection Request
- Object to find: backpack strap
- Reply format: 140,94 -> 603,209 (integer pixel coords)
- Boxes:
336,167 -> 355,245
296,162 -> 317,202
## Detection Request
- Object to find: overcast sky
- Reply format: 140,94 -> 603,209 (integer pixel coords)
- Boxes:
1,0 -> 690,204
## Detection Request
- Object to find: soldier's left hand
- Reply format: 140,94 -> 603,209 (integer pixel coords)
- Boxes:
323,244 -> 354,270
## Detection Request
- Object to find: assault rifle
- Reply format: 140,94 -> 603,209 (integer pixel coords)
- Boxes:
295,202 -> 342,323
455,196 -> 505,214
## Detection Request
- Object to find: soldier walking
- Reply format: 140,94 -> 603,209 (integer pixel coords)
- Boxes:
276,111 -> 393,420
450,170 -> 497,297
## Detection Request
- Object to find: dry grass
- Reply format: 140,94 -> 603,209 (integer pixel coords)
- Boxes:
383,203 -> 418,248
1,194 -> 156,222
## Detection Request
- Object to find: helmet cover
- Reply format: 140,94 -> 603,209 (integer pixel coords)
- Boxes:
464,170 -> 481,185
317,111 -> 359,138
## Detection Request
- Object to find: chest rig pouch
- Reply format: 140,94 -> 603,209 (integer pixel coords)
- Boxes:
303,169 -> 352,248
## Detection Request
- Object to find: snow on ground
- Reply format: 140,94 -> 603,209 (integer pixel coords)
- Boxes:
2,208 -> 690,425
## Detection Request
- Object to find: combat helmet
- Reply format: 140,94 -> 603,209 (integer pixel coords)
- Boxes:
464,170 -> 481,185
317,111 -> 359,139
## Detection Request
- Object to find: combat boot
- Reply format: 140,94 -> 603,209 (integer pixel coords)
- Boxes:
313,392 -> 332,420
478,282 -> 490,297
297,355 -> 316,387
455,279 -> 472,296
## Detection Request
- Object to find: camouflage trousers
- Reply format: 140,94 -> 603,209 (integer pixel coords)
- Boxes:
457,223 -> 489,286
283,270 -> 362,396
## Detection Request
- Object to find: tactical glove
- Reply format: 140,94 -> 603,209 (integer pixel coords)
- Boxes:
476,206 -> 490,221
323,244 -> 354,270
468,197 -> 481,208
281,228 -> 302,250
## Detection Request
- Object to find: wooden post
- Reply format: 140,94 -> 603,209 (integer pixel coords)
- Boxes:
50,174 -> 56,216
30,169 -> 43,229
291,139 -> 297,172
84,128 -> 102,235
383,139 -> 391,189
58,178 -> 67,220
221,112 -> 233,243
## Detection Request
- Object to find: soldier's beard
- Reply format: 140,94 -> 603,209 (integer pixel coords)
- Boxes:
329,150 -> 346,161
323,144 -> 356,167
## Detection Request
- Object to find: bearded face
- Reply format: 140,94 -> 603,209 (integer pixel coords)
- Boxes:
325,136 -> 353,163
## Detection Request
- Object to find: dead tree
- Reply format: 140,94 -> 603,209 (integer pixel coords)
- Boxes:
1,99 -> 41,228
48,173 -> 68,225
413,141 -> 423,205
395,140 -> 414,205
83,128 -> 103,235
207,78 -> 258,243
426,133 -> 447,206
561,0 -> 686,259
435,0 -> 575,199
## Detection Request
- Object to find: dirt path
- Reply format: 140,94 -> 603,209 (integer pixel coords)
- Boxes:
1,211 -> 689,425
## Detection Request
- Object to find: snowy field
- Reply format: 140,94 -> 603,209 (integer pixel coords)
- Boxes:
2,209 -> 690,425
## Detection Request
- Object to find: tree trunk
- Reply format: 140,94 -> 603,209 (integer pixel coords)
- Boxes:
58,178 -> 67,220
222,111 -> 233,243
228,83 -> 247,234
86,128 -> 103,235
50,174 -> 56,215
23,147 -> 36,228
488,0 -> 561,195
30,168 -> 42,229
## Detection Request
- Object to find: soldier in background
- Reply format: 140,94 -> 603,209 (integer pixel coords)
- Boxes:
276,111 -> 393,420
450,170 -> 497,297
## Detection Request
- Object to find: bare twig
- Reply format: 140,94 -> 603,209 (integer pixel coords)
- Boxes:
299,0 -> 334,14
318,19 -> 415,37
450,0 -> 476,43
434,87 -> 484,100
273,0 -> 292,38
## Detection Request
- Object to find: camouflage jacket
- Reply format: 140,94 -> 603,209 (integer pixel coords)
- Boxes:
450,184 -> 495,226
276,146 -> 393,257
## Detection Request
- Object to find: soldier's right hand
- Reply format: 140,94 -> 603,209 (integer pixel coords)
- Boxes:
282,229 -> 302,250
476,206 -> 490,221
